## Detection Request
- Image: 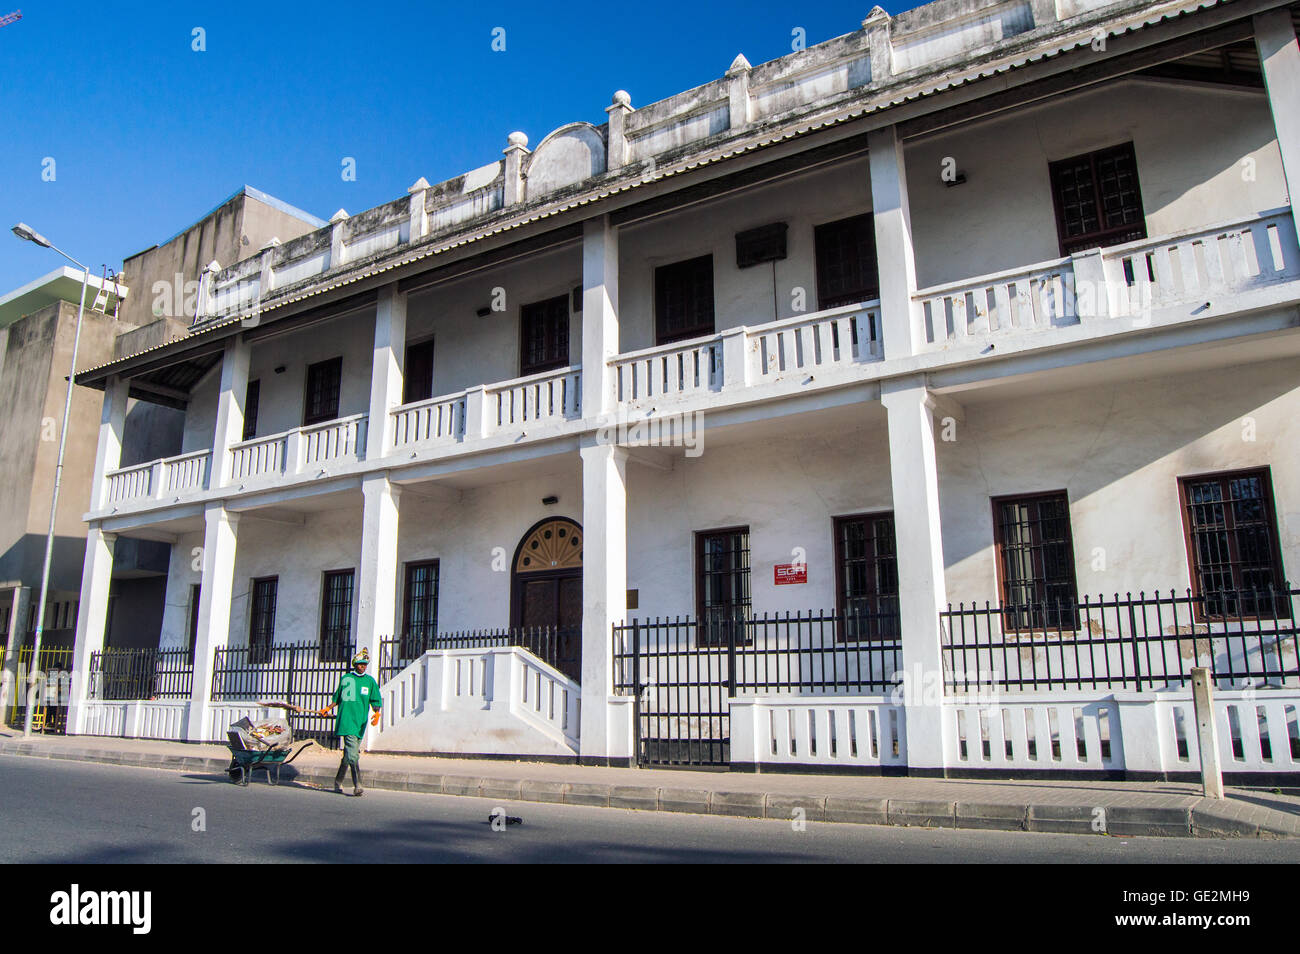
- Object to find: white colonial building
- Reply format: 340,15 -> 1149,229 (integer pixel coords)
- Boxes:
68,0 -> 1300,781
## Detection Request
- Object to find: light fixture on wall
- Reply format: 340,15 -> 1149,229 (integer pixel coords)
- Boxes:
476,306 -> 492,318
274,365 -> 286,374
542,495 -> 558,506
944,171 -> 968,187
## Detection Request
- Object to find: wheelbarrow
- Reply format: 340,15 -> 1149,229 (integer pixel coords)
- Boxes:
225,702 -> 315,786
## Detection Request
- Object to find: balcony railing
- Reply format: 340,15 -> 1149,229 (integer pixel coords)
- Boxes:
103,450 -> 211,507
611,301 -> 882,405
228,413 -> 368,482
915,210 -> 1300,350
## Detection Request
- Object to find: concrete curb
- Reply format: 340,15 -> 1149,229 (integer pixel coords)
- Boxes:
2,742 -> 1293,839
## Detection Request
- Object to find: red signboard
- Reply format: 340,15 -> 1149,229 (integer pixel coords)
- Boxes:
774,563 -> 807,585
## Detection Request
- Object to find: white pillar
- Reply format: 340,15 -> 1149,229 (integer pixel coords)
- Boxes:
211,336 -> 251,487
188,504 -> 239,742
366,286 -> 407,461
91,375 -> 128,510
1255,10 -> 1300,222
582,215 -> 619,419
67,527 -> 116,735
881,378 -> 948,773
868,125 -> 921,360
0,586 -> 31,723
579,441 -> 628,764
357,473 -> 401,682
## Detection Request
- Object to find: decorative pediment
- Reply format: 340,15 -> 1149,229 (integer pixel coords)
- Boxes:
524,123 -> 606,198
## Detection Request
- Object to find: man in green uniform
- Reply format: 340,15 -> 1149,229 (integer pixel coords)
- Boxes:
318,647 -> 383,796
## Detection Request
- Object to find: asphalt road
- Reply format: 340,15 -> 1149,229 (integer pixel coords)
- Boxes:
3,754 -> 1299,864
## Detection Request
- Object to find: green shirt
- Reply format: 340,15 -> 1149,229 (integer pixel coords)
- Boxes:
331,670 -> 383,738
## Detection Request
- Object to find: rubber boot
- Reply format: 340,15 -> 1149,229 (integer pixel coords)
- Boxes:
351,763 -> 363,797
334,760 -> 347,794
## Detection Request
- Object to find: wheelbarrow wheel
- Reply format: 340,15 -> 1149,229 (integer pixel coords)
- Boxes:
227,766 -> 243,783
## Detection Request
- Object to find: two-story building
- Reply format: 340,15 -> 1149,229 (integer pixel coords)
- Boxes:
68,0 -> 1300,781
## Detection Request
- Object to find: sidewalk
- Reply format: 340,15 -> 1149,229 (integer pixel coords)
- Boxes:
3,729 -> 1298,838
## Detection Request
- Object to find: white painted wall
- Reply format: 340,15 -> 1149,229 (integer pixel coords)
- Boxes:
906,79 -> 1289,287
404,244 -> 582,397
939,357 -> 1300,603
617,159 -> 874,354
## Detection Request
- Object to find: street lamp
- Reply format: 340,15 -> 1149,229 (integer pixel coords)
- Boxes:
10,222 -> 93,737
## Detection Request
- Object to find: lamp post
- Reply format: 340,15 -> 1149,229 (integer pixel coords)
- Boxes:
10,223 -> 93,736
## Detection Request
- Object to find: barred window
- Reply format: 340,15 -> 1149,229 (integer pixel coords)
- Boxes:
320,569 -> 355,662
249,577 -> 278,665
815,214 -> 879,310
993,492 -> 1079,631
519,295 -> 570,376
303,356 -> 342,426
1180,469 -> 1289,619
401,561 -> 440,660
835,513 -> 899,641
696,527 -> 750,646
1048,142 -> 1147,256
187,583 -> 201,662
655,255 -> 715,345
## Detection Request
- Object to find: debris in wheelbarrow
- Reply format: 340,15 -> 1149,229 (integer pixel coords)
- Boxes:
224,703 -> 315,786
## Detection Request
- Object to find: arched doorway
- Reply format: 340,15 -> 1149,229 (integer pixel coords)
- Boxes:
510,517 -> 583,683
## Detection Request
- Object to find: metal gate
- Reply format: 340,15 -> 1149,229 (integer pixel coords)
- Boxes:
613,611 -> 902,768
613,618 -> 732,766
5,645 -> 75,734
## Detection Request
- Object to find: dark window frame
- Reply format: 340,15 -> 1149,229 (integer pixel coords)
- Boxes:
242,379 -> 260,442
403,338 -> 436,405
518,294 -> 571,377
249,576 -> 278,665
833,512 -> 900,642
187,583 -> 202,662
991,490 -> 1080,632
1177,467 -> 1290,622
694,526 -> 752,647
302,356 -> 343,427
401,560 -> 441,659
814,214 -> 880,311
655,254 -> 716,346
1048,141 -> 1147,257
319,568 -> 356,662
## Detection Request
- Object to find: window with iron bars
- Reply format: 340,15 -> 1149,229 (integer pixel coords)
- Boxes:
655,255 -> 715,345
303,356 -> 342,426
249,577 -> 278,664
815,214 -> 879,311
696,527 -> 751,646
1179,468 -> 1290,620
519,295 -> 570,376
320,569 -> 355,662
401,561 -> 440,660
834,513 -> 899,641
1048,141 -> 1147,256
992,491 -> 1079,631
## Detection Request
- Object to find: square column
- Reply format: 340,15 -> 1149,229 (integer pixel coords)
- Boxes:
67,528 -> 116,735
357,473 -> 401,680
0,586 -> 31,724
582,215 -> 619,419
881,377 -> 949,773
579,440 -> 629,764
868,124 -> 921,360
211,336 -> 251,487
187,504 -> 240,741
90,376 -> 128,510
366,286 -> 407,461
1255,10 -> 1300,220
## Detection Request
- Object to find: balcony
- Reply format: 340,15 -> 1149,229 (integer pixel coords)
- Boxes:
102,450 -> 210,508
229,414 -> 368,483
610,302 -> 883,408
914,210 -> 1300,351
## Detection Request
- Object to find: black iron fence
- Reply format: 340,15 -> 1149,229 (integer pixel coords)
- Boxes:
210,640 -> 354,746
611,609 -> 901,766
379,626 -> 575,684
941,587 -> 1299,692
89,647 -> 193,700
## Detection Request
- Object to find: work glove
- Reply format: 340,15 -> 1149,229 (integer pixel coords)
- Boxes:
371,710 -> 381,726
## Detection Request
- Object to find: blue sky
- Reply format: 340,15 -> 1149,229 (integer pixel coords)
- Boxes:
0,1 -> 916,292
